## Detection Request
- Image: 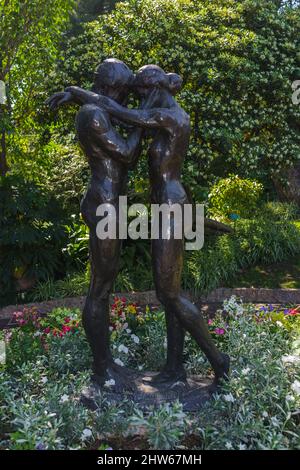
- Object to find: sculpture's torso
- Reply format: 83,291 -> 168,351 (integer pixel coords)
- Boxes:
76,106 -> 127,227
148,106 -> 190,206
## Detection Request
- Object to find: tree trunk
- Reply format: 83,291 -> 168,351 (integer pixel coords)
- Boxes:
0,129 -> 8,176
273,162 -> 300,207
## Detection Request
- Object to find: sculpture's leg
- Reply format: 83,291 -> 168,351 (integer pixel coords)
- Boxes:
152,234 -> 229,388
83,231 -> 121,382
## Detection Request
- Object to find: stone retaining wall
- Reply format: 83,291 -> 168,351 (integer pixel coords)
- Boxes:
1,288 -> 300,329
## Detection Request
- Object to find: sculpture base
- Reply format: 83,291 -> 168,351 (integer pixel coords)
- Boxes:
81,372 -> 213,412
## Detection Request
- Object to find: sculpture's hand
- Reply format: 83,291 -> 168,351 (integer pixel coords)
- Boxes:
45,91 -> 73,111
65,86 -> 81,95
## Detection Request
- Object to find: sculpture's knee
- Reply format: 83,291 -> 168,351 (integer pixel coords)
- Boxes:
156,285 -> 179,307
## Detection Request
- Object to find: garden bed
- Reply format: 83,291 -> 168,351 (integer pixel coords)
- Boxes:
0,297 -> 299,450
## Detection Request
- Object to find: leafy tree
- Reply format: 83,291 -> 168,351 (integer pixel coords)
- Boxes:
50,0 -> 300,199
0,0 -> 75,176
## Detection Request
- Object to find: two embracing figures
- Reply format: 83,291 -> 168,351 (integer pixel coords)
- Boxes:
47,58 -> 229,392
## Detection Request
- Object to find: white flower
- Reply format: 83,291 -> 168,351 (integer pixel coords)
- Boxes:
238,443 -> 247,450
138,365 -> 144,371
286,394 -> 295,402
223,393 -> 236,403
40,376 -> 48,384
33,331 -> 42,337
81,428 -> 92,441
104,379 -> 115,388
131,334 -> 140,344
225,441 -> 233,449
114,358 -> 124,367
60,394 -> 69,403
223,296 -> 243,317
118,344 -> 129,354
276,321 -> 284,328
282,355 -> 300,365
271,417 -> 280,427
262,411 -> 268,418
126,328 -> 132,334
291,380 -> 300,396
241,367 -> 250,376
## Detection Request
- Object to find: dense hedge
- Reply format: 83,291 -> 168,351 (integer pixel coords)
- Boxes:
50,0 -> 300,197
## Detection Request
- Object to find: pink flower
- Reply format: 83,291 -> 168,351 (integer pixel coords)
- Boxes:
208,319 -> 213,325
44,327 -> 51,334
287,308 -> 300,316
214,328 -> 225,336
13,311 -> 23,319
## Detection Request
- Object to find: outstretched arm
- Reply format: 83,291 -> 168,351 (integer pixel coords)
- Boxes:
46,87 -> 102,110
67,87 -> 174,131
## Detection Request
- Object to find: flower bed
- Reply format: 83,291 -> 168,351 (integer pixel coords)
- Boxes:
0,297 -> 299,450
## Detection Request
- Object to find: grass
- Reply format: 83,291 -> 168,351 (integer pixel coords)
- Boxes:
226,253 -> 300,289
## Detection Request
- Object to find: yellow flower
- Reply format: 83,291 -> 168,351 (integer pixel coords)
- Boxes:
127,305 -> 137,315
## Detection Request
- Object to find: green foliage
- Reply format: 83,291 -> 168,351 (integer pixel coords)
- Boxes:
51,0 -> 300,191
63,216 -> 89,270
183,218 -> 300,294
39,139 -> 89,213
131,402 -> 188,450
260,201 -> 300,221
208,175 -> 263,219
0,175 -> 67,306
0,0 -> 76,175
1,299 -> 299,449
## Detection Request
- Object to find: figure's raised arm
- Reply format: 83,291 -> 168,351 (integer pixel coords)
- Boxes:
94,94 -> 174,131
46,87 -> 100,111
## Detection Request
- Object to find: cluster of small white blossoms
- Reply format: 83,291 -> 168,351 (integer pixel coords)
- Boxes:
223,296 -> 244,317
109,328 -> 141,369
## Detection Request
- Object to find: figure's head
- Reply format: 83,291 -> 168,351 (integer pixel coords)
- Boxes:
134,65 -> 182,98
93,58 -> 134,103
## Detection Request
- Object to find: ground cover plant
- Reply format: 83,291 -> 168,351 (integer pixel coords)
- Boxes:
0,297 -> 299,450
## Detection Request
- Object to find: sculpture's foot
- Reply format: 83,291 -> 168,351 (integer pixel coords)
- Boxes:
143,366 -> 187,385
91,364 -> 137,393
210,353 -> 230,393
81,364 -> 138,410
109,361 -> 139,380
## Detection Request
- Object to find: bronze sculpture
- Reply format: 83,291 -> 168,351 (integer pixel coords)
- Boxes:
47,59 -> 229,404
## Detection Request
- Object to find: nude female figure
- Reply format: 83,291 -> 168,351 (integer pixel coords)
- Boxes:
46,59 -> 145,388
79,65 -> 230,388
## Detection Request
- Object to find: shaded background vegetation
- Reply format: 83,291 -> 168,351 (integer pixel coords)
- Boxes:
0,0 -> 300,306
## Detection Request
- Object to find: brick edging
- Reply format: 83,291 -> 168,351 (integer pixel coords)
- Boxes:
1,288 -> 300,328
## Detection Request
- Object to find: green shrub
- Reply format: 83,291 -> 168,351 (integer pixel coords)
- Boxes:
208,175 -> 263,219
183,218 -> 300,294
0,175 -> 67,306
51,0 -> 300,192
260,201 -> 299,222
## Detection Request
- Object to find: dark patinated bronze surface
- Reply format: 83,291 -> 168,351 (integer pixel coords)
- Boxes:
46,59 -> 229,409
